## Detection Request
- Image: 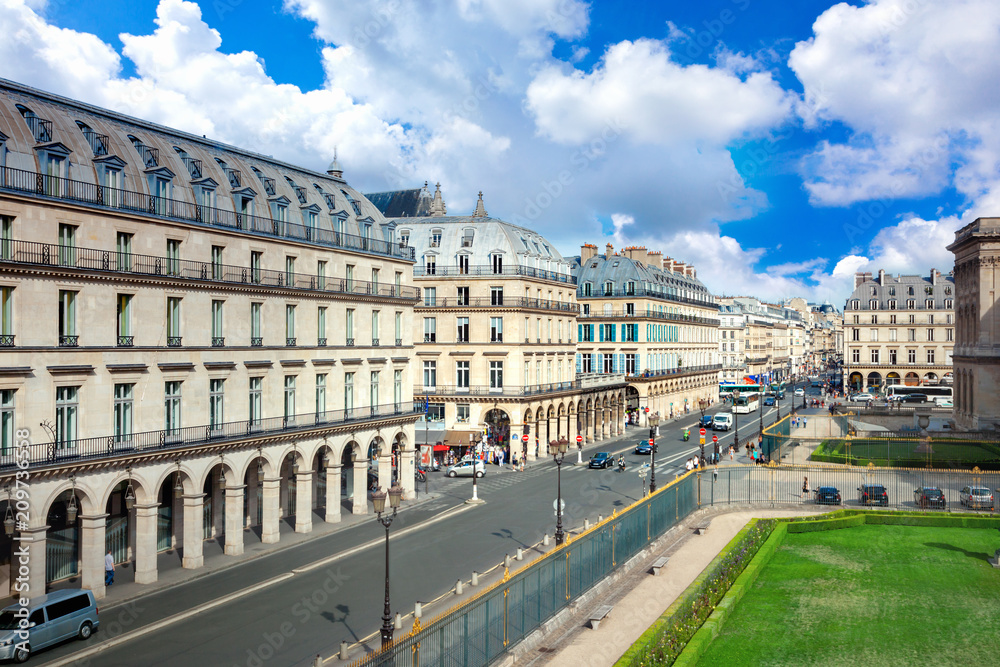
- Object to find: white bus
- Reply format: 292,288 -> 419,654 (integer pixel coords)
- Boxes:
732,392 -> 760,414
885,385 -> 953,406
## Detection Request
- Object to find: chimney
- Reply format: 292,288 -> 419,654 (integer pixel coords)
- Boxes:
878,269 -> 885,284
605,242 -> 614,258
930,268 -> 939,283
580,243 -> 597,263
686,265 -> 696,278
647,250 -> 661,269
854,271 -> 872,289
624,246 -> 645,262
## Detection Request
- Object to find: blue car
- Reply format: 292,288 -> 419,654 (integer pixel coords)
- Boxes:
764,396 -> 775,406
589,452 -> 615,469
699,415 -> 714,428
634,442 -> 656,455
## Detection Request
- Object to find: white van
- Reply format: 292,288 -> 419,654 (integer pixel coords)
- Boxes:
0,589 -> 99,663
712,414 -> 733,431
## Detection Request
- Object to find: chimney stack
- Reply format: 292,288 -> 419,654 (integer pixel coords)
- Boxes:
580,243 -> 597,263
930,268 -> 939,283
647,250 -> 661,269
878,269 -> 885,284
605,243 -> 614,258
624,246 -> 646,262
854,271 -> 873,289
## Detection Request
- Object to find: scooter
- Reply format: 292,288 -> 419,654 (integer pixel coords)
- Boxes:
682,429 -> 690,442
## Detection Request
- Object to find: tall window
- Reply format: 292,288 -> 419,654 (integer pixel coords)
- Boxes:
889,328 -> 897,342
423,361 -> 437,388
371,268 -> 380,290
457,286 -> 469,306
346,264 -> 354,292
117,232 -> 133,271
371,310 -> 380,345
424,256 -> 436,275
251,303 -> 262,345
424,317 -> 436,343
211,245 -> 223,280
117,294 -> 132,346
456,361 -> 470,389
870,349 -> 880,364
851,349 -> 860,363
908,349 -> 916,364
458,254 -> 469,274
284,376 -> 296,419
489,361 -> 503,389
59,290 -> 77,345
490,286 -> 503,306
491,253 -> 503,274
166,239 -> 180,276
317,260 -> 327,290
926,328 -> 934,342
209,379 -> 224,430
164,382 -> 182,436
457,317 -> 469,342
316,374 -> 327,415
927,349 -> 935,364
166,297 -> 181,344
285,304 -> 296,345
907,328 -> 916,342
346,309 -> 355,344
317,307 -> 327,345
211,300 -> 224,345
370,371 -> 380,409
55,386 -> 79,447
395,312 -> 402,345
58,224 -> 76,266
251,251 -> 262,283
285,256 -> 295,286
424,287 -> 436,306
344,372 -> 354,411
490,317 -> 503,342
249,377 -> 262,425
0,215 -> 12,261
0,390 -> 13,456
889,349 -> 897,365
394,370 -> 402,408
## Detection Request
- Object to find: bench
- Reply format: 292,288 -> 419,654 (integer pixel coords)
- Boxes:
651,556 -> 670,576
588,605 -> 614,630
695,523 -> 710,535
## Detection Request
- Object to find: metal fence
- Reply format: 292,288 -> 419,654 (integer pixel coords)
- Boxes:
348,473 -> 700,667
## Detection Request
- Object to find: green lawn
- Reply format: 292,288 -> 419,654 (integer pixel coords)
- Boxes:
811,438 -> 1000,467
696,525 -> 1000,665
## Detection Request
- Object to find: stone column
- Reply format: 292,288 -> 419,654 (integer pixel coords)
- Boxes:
352,464 -> 368,515
223,485 -> 245,556
294,472 -> 314,534
134,503 -> 159,584
378,452 -> 393,491
181,494 -> 205,569
399,448 -> 415,500
260,478 -> 280,544
212,481 -> 225,539
325,465 -> 342,523
79,514 -> 107,599
17,525 -> 47,602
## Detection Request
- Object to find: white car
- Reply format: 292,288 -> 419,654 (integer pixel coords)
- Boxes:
447,460 -> 485,478
793,388 -> 805,397
851,393 -> 876,403
712,414 -> 733,431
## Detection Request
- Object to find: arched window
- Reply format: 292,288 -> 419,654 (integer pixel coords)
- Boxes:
128,134 -> 158,168
75,120 -> 108,156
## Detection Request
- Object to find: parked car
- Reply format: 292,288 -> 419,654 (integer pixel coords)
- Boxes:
634,442 -> 655,455
699,415 -> 714,428
851,393 -> 876,403
900,393 -> 928,404
763,396 -> 776,406
712,414 -> 733,431
794,388 -> 805,397
447,460 -> 485,478
960,486 -> 994,510
914,486 -> 946,508
0,589 -> 100,663
589,452 -> 615,469
813,486 -> 842,505
858,484 -> 889,506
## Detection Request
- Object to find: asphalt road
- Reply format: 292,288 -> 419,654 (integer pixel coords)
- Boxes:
37,384 -> 812,667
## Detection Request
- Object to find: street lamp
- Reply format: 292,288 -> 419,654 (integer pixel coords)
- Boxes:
549,438 -> 569,545
373,483 -> 404,647
467,433 -> 484,504
648,413 -> 660,493
638,465 -> 647,497
732,390 -> 741,454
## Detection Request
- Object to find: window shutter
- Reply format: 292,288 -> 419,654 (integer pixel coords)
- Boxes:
578,324 -> 583,341
609,325 -> 615,342
599,325 -> 604,342
591,353 -> 598,372
576,354 -> 582,374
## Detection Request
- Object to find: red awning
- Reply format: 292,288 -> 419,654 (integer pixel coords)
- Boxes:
433,445 -> 450,452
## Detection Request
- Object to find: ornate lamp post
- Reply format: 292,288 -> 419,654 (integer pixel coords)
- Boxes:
549,438 -> 569,545
732,390 -> 741,453
648,413 -> 660,493
373,483 -> 404,647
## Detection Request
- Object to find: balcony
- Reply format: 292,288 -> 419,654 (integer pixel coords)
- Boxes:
250,337 -> 263,347
286,338 -> 296,347
415,376 -> 627,398
0,335 -> 14,347
627,363 -> 723,380
5,401 -> 424,472
59,335 -> 79,347
577,309 -> 717,326
372,338 -> 380,347
414,296 -> 579,313
579,287 -> 715,309
167,337 -> 182,347
0,166 -> 417,261
346,338 -> 355,346
318,338 -> 327,347
414,264 -> 576,284
395,338 -> 403,346
25,115 -> 52,143
211,337 -> 225,347
0,238 -> 421,302
117,336 -> 134,347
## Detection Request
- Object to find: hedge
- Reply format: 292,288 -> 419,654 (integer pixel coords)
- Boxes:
786,514 -> 866,533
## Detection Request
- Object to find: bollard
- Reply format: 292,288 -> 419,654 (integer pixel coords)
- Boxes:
414,602 -> 422,618
584,518 -> 590,530
455,579 -> 464,595
394,613 -> 402,630
504,554 -> 511,568
339,641 -> 349,661
543,534 -> 550,546
314,655 -> 322,667
471,571 -> 479,586
598,514 -> 603,523
516,547 -> 524,561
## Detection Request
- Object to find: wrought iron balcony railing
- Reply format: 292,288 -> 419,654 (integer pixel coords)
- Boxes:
414,296 -> 580,313
578,309 -> 717,326
578,287 -> 716,309
250,337 -> 263,347
0,335 -> 13,347
211,337 -> 225,347
415,377 -> 628,398
117,336 -> 134,347
0,166 -> 417,261
5,401 -> 424,472
414,264 -> 576,284
58,335 -> 79,347
167,336 -> 182,347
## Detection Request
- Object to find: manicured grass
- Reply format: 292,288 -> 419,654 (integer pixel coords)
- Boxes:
696,525 -> 1000,665
811,438 -> 1000,467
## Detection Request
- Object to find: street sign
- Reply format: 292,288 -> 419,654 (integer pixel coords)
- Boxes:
576,435 -> 583,443
713,435 -> 719,443
522,434 -> 529,442
699,428 -> 706,436
648,438 -> 654,446
552,498 -> 566,512
644,407 -> 649,413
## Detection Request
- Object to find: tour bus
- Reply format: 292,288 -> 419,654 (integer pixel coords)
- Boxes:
885,385 -> 953,406
719,383 -> 763,400
732,392 -> 761,414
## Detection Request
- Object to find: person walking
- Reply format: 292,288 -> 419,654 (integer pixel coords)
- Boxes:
105,549 -> 115,586
802,476 -> 809,499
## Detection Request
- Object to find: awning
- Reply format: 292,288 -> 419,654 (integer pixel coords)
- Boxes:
432,444 -> 450,452
444,430 -> 481,446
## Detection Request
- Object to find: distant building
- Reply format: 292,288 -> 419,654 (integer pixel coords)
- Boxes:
947,217 -> 1000,430
843,269 -> 954,393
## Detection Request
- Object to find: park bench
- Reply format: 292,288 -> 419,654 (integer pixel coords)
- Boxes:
651,556 -> 670,576
695,523 -> 710,535
588,605 -> 614,630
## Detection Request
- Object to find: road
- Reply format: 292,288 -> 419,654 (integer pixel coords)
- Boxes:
37,384 -> 811,667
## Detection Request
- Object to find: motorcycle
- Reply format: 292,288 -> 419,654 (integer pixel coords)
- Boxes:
682,429 -> 690,442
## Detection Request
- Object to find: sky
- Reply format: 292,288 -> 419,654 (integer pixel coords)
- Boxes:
3,0 -> 999,306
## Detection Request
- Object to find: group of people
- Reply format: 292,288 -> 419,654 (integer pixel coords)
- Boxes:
744,440 -> 770,465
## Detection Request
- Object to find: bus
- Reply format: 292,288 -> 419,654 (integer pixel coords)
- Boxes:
719,383 -> 763,400
767,382 -> 786,399
732,392 -> 761,414
885,385 -> 953,406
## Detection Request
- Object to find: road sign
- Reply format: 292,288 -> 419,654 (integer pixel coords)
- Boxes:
648,438 -> 654,446
644,407 -> 649,413
576,435 -> 583,443
522,434 -> 529,442
699,428 -> 706,436
700,437 -> 705,445
552,498 -> 566,512
713,435 -> 719,443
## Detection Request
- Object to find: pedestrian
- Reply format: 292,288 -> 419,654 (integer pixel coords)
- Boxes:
803,417 -> 808,430
729,445 -> 734,461
105,549 -> 115,586
802,476 -> 809,499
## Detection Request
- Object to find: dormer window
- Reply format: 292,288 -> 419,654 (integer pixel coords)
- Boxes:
285,177 -> 307,205
604,281 -> 613,296
888,286 -> 896,296
583,283 -> 592,296
424,255 -> 436,275
16,104 -> 52,143
870,299 -> 878,309
491,253 -> 503,274
214,159 -> 241,188
340,190 -> 362,216
76,121 -> 109,157
173,147 -> 202,179
430,230 -> 442,248
625,281 -> 635,296
128,135 -> 158,168
907,286 -> 914,296
461,228 -> 474,247
399,230 -> 409,247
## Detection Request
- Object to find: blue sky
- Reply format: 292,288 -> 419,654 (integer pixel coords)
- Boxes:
4,0 -> 998,305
